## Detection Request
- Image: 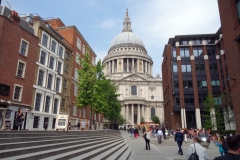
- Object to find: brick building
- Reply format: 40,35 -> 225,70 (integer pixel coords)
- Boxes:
0,6 -> 39,130
161,32 -> 236,130
217,0 -> 240,133
47,19 -> 103,129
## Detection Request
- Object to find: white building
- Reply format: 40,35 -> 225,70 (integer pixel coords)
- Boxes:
102,10 -> 164,125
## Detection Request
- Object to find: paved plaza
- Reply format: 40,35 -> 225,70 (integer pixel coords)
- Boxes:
120,130 -> 220,160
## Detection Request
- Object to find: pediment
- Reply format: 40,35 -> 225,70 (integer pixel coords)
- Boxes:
120,73 -> 148,81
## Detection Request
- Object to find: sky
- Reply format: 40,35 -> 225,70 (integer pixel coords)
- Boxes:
1,0 -> 221,77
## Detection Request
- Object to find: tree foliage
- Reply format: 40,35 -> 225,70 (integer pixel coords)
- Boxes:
203,94 -> 224,130
76,49 -> 122,124
140,116 -> 145,123
117,114 -> 127,125
151,116 -> 160,124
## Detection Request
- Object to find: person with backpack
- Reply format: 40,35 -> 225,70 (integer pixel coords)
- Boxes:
15,108 -> 24,130
186,136 -> 209,160
143,128 -> 151,150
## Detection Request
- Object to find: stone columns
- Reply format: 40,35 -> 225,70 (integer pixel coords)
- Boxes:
137,59 -> 139,72
195,108 -> 201,129
148,63 -> 150,74
138,104 -> 140,124
151,64 -> 152,75
146,105 -> 150,122
132,58 -> 135,71
108,61 -> 111,74
126,104 -> 129,123
131,104 -> 134,125
111,60 -> 114,73
181,108 -> 187,129
141,105 -> 144,120
145,61 -> 147,73
127,58 -> 129,72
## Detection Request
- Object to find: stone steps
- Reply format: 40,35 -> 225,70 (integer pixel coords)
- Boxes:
0,130 -> 131,160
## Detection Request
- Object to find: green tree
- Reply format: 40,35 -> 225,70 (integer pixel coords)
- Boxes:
151,116 -> 160,124
140,116 -> 145,123
203,94 -> 224,130
117,114 -> 127,125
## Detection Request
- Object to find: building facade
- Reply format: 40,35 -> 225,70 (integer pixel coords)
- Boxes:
217,0 -> 240,133
47,18 -> 103,129
162,32 -> 237,130
0,6 -> 39,130
29,18 -> 73,130
102,10 -> 164,125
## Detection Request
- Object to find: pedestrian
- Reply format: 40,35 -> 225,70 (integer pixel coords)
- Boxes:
134,127 -> 139,138
162,125 -> 166,139
15,108 -> 24,130
216,136 -> 228,156
142,126 -> 146,134
127,126 -> 130,134
44,121 -> 48,130
143,128 -> 151,150
184,128 -> 188,143
130,127 -> 133,137
175,128 -> 184,155
214,135 -> 240,160
186,136 -> 209,160
157,128 -> 163,143
77,121 -> 80,130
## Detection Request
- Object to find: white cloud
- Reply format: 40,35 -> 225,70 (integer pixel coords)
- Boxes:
97,18 -> 122,29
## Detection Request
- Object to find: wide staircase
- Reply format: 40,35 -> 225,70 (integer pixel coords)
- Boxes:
0,130 -> 131,160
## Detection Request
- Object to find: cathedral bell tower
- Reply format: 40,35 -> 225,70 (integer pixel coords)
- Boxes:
122,8 -> 132,32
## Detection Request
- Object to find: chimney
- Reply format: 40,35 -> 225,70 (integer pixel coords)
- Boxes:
11,10 -> 20,22
25,13 -> 33,25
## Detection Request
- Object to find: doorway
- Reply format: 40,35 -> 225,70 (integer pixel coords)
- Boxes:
134,113 -> 137,124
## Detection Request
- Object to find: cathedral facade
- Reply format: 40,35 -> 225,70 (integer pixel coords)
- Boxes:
102,10 -> 164,125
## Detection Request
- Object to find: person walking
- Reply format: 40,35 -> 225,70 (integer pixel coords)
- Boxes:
214,135 -> 240,160
44,121 -> 48,130
77,121 -> 80,130
184,128 -> 188,143
157,128 -> 163,143
186,136 -> 209,160
162,125 -> 166,139
143,128 -> 151,150
216,136 -> 228,156
134,127 -> 139,138
175,128 -> 184,155
15,108 -> 24,130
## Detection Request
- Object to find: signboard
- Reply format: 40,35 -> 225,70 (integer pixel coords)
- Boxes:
55,114 -> 69,131
5,120 -> 11,130
81,120 -> 86,128
5,110 -> 11,118
0,83 -> 10,96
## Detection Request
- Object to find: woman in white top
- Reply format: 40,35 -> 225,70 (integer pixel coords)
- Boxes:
186,136 -> 209,160
143,128 -> 151,150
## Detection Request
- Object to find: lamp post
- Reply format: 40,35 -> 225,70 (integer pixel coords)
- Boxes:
67,97 -> 71,131
23,109 -> 28,130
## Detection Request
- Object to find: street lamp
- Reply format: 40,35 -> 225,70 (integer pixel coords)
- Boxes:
67,97 -> 71,131
23,109 -> 28,130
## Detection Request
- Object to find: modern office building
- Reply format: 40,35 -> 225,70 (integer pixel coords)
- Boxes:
161,32 -> 235,130
102,10 -> 164,125
0,6 -> 39,130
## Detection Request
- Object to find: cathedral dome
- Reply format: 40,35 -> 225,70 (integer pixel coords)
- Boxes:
110,32 -> 145,48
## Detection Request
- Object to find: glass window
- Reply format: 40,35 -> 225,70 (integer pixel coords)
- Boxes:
51,41 -> 56,53
174,80 -> 179,88
45,96 -> 50,113
183,80 -> 188,88
56,78 -> 60,92
237,0 -> 240,18
76,53 -> 80,64
35,93 -> 41,111
209,64 -> 217,70
74,69 -> 78,79
180,48 -> 185,57
188,80 -> 193,88
59,47 -> 63,58
202,81 -> 207,87
52,118 -> 56,129
172,49 -> 176,57
92,58 -> 95,65
216,80 -> 220,86
193,49 -> 199,57
184,97 -> 189,104
185,49 -> 190,57
131,86 -> 137,95
43,117 -> 49,129
57,61 -> 62,74
74,85 -> 78,96
40,51 -> 46,65
82,45 -> 85,54
173,65 -> 178,72
73,106 -> 77,116
17,61 -> 25,77
186,65 -> 191,72
49,57 -> 54,69
53,99 -> 58,114
64,64 -> 68,72
211,80 -> 216,86
47,74 -> 53,89
61,99 -> 65,108
151,95 -> 154,99
151,107 -> 155,118
176,97 -> 180,105
207,47 -> 216,56
13,86 -> 22,100
77,39 -> 81,50
37,70 -> 44,86
65,52 -> 70,60
20,41 -> 28,56
83,108 -> 86,118
63,79 -> 67,88
181,39 -> 188,45
42,34 -> 48,47
195,38 -> 202,45
181,65 -> 186,72
33,116 -> 39,128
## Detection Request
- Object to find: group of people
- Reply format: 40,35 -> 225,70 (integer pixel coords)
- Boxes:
127,126 -> 140,138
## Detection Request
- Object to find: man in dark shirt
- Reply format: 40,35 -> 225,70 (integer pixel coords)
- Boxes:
214,135 -> 240,160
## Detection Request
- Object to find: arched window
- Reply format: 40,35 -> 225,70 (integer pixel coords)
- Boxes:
151,107 -> 155,118
151,95 -> 154,99
131,86 -> 137,95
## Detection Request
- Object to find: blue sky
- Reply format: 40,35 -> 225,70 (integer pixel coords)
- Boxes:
1,0 -> 221,77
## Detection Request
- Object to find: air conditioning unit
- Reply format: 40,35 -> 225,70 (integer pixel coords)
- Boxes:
26,13 -> 33,23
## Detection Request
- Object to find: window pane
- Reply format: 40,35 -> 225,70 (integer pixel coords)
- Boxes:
38,70 -> 44,86
211,80 -> 216,86
14,86 -> 21,100
65,52 -> 69,60
173,65 -> 178,72
63,79 -> 67,88
61,99 -> 65,108
180,48 -> 185,57
172,49 -> 176,57
202,81 -> 207,86
174,80 -> 179,88
59,47 -> 63,58
51,41 -> 56,52
20,41 -> 27,55
40,51 -> 46,65
33,116 -> 39,128
181,65 -> 186,72
185,49 -> 190,57
35,93 -> 41,111
176,97 -> 180,105
49,57 -> 54,69
17,62 -> 25,77
57,62 -> 62,73
237,1 -> 240,18
186,65 -> 191,72
53,99 -> 58,114
56,78 -> 60,92
131,86 -> 137,95
64,64 -> 68,72
151,107 -> 155,118
45,96 -> 50,113
193,49 -> 198,57
52,118 -> 56,129
42,34 -> 48,47
47,74 -> 52,89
